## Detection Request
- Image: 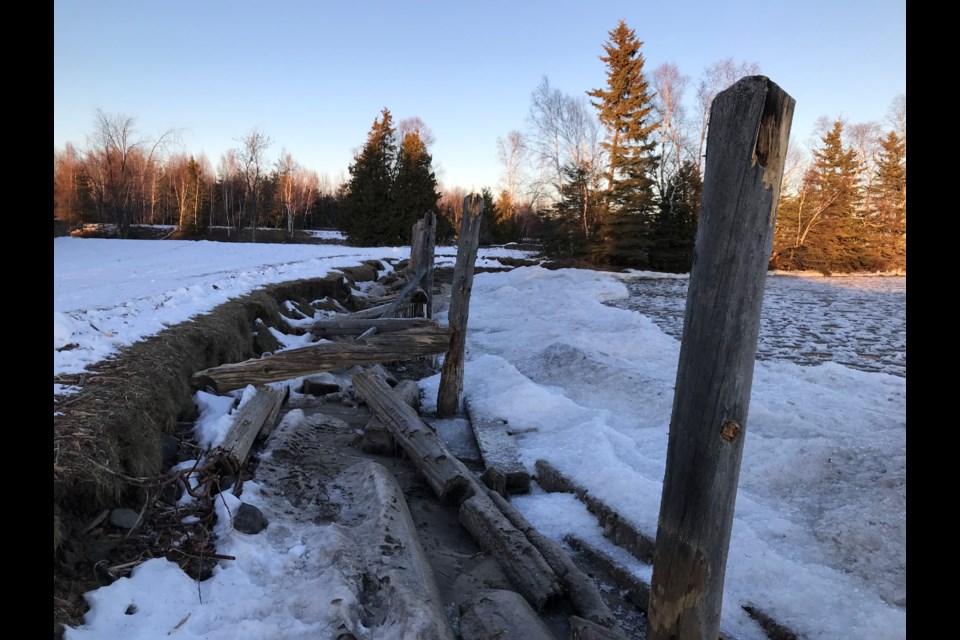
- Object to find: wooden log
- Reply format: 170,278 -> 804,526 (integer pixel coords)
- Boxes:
459,495 -> 562,611
437,194 -> 484,416
458,589 -> 556,640
299,379 -> 341,396
213,385 -> 286,472
360,380 -> 419,454
420,211 -> 437,319
352,369 -> 473,504
485,489 -> 616,629
570,616 -> 629,640
311,317 -> 436,338
190,326 -> 451,393
647,76 -> 794,640
466,398 -> 530,495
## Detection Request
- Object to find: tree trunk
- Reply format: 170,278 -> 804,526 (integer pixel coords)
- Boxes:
190,326 -> 451,393
212,385 -> 287,473
437,194 -> 484,416
311,318 -> 436,339
647,76 -> 794,640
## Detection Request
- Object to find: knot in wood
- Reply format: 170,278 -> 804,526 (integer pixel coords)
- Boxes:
720,420 -> 741,442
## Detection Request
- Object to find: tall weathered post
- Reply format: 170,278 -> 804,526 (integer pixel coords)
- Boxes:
437,194 -> 484,417
647,76 -> 794,640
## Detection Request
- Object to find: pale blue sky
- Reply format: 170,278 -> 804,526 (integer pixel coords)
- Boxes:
54,0 -> 905,191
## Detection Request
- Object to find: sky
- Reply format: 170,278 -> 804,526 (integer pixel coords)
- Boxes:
53,0 -> 905,192
55,237 -> 905,639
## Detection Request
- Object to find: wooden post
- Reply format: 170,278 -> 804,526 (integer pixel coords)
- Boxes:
406,211 -> 435,318
647,76 -> 794,640
436,195 -> 483,417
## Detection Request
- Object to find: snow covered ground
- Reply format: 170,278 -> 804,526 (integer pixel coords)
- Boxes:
56,238 -> 906,639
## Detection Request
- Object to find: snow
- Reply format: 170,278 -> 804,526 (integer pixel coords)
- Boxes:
56,237 -> 905,639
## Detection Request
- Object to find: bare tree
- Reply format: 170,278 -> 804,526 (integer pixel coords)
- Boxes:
234,129 -> 273,240
652,62 -> 690,197
845,121 -> 883,218
887,94 -> 906,143
398,117 -> 436,148
693,59 -> 761,174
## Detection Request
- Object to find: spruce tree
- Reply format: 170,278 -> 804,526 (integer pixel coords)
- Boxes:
794,120 -> 864,272
393,130 -> 440,245
588,20 -> 659,267
342,108 -> 397,246
871,130 -> 906,234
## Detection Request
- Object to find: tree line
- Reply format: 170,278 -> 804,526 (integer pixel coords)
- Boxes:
55,21 -> 905,273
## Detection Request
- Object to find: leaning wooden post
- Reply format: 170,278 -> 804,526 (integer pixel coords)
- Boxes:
421,210 -> 436,318
436,194 -> 483,417
647,76 -> 794,640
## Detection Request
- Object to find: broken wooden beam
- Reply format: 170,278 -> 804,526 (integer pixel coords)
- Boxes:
360,379 -> 421,455
458,589 -> 556,640
352,369 -> 473,504
212,385 -> 287,473
190,326 -> 451,393
256,385 -> 290,443
465,398 -> 530,495
311,317 -> 437,338
459,494 -> 563,611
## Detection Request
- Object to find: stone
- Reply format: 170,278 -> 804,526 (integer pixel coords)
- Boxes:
109,508 -> 141,529
233,503 -> 268,534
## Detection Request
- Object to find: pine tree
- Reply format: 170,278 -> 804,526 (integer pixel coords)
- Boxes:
587,20 -> 659,267
393,130 -> 440,245
342,108 -> 397,246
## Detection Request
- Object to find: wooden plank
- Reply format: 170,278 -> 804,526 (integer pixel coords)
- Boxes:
256,384 -> 290,442
459,495 -> 562,611
437,194 -> 484,416
458,589 -> 556,640
352,369 -> 473,504
648,76 -> 795,640
214,385 -> 286,472
190,326 -> 451,393
465,398 -> 530,495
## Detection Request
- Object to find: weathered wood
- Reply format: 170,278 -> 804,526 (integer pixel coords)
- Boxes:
352,369 -> 473,503
311,317 -> 436,338
647,76 -> 794,640
459,495 -> 562,611
458,589 -> 556,640
437,194 -> 484,416
485,489 -> 615,628
393,379 -> 422,410
466,398 -> 530,495
357,326 -> 378,339
570,616 -> 629,640
213,385 -> 286,471
535,460 -> 656,564
378,267 -> 427,318
565,535 -> 652,613
190,326 -> 451,393
256,384 -> 290,442
407,211 -> 436,318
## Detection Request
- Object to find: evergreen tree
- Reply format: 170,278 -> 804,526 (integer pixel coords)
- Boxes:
650,160 -> 701,272
342,108 -> 397,246
393,130 -> 440,245
871,130 -> 906,235
587,20 -> 659,267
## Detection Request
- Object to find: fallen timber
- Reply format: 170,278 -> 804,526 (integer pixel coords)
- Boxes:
352,369 -> 618,626
190,325 -> 451,393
